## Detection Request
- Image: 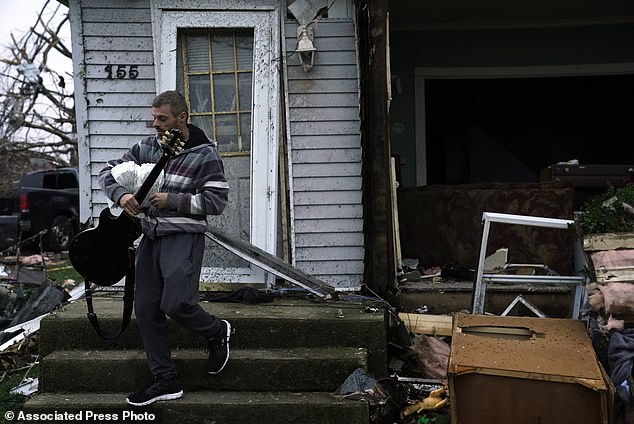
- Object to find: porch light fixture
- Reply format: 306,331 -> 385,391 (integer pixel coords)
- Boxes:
288,0 -> 326,72
296,25 -> 316,72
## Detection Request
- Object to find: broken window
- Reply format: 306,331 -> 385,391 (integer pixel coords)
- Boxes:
176,30 -> 254,154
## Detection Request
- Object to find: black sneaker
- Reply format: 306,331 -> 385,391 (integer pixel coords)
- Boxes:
126,376 -> 183,406
208,320 -> 231,374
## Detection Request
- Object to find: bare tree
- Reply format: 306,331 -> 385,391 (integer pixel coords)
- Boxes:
0,0 -> 75,184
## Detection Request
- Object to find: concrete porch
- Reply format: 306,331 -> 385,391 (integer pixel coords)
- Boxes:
24,295 -> 389,423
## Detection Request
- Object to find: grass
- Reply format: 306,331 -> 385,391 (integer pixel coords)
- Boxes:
0,371 -> 30,421
47,264 -> 82,286
416,415 -> 450,424
46,255 -> 82,286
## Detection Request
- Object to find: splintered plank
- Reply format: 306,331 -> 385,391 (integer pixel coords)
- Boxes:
583,233 -> 634,251
398,313 -> 453,337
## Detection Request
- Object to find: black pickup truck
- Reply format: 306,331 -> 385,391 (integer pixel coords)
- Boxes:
0,197 -> 18,251
0,167 -> 80,252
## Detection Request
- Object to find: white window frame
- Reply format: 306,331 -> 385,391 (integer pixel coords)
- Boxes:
151,3 -> 280,283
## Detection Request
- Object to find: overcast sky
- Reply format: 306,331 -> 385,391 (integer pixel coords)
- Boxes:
1,0 -> 49,47
0,0 -> 72,72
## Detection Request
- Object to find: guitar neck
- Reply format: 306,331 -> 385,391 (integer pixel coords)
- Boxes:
134,154 -> 170,203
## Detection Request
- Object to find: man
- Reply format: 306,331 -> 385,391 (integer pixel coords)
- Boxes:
98,90 -> 231,406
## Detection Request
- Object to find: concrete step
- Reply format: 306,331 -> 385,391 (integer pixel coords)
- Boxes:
40,298 -> 387,374
22,391 -> 369,424
40,347 -> 368,393
27,296 -> 384,424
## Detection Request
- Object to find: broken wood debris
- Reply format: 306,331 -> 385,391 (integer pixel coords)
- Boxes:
584,232 -> 634,328
398,313 -> 452,337
583,232 -> 634,251
0,333 -> 37,375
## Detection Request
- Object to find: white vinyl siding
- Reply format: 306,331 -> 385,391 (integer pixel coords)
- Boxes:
70,0 -> 156,222
285,19 -> 364,289
70,0 -> 364,289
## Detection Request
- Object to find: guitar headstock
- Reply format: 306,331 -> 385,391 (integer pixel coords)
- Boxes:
159,128 -> 186,157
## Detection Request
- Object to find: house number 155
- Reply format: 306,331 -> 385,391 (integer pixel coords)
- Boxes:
104,65 -> 139,79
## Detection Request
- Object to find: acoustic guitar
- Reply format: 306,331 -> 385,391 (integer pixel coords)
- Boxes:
69,129 -> 185,286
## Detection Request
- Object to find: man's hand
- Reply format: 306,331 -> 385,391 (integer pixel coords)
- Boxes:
119,193 -> 140,216
150,193 -> 168,209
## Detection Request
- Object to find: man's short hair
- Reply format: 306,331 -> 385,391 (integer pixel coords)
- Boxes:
153,90 -> 188,117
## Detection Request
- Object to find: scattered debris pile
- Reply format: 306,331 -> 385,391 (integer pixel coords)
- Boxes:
0,253 -> 71,329
584,233 -> 634,424
0,333 -> 38,378
337,305 -> 453,424
581,184 -> 634,424
0,248 -> 80,403
397,258 -> 472,285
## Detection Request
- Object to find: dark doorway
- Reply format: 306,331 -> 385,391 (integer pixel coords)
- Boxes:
425,75 -> 634,185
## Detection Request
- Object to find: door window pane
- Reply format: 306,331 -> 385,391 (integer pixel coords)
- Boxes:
178,30 -> 254,153
215,115 -> 239,152
238,73 -> 252,112
186,35 -> 210,72
191,115 -> 213,140
240,113 -> 252,150
189,75 -> 212,113
213,74 -> 236,112
236,35 -> 253,69
211,35 -> 235,71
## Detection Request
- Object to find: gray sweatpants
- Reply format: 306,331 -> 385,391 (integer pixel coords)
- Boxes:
134,232 -> 222,381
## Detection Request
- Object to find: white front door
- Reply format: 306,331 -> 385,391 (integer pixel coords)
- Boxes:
152,6 -> 280,285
